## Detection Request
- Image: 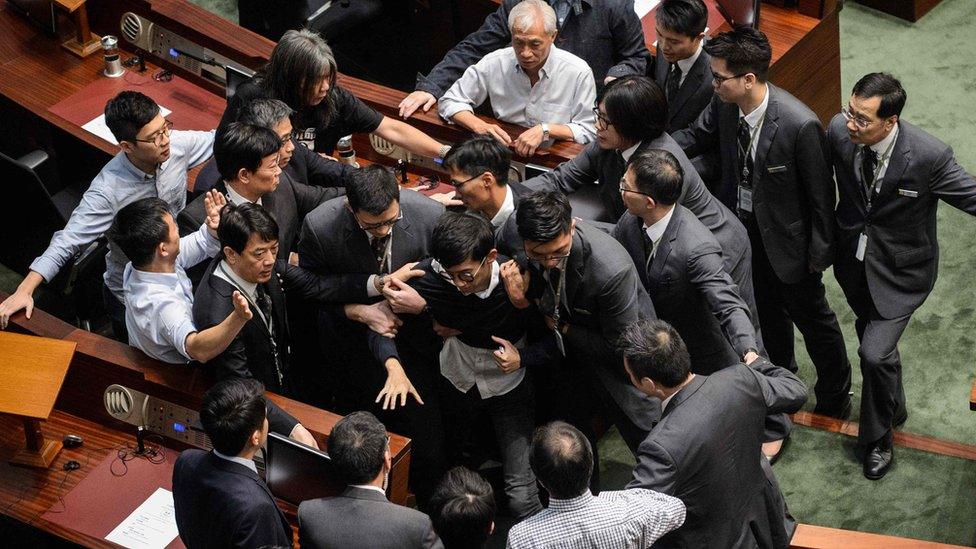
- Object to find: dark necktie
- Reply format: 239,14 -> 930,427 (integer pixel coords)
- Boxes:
861,147 -> 879,198
737,118 -> 754,184
255,285 -> 274,329
371,234 -> 390,272
642,230 -> 655,267
665,63 -> 682,102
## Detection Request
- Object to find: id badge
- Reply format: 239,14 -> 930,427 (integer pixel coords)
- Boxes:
553,329 -> 566,357
738,186 -> 753,213
856,233 -> 867,261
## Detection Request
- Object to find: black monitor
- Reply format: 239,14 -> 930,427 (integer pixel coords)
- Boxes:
7,0 -> 58,36
265,432 -> 344,505
715,0 -> 760,29
224,65 -> 254,101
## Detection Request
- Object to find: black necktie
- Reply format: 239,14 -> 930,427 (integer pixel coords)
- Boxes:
737,118 -> 754,184
861,147 -> 879,197
371,234 -> 390,272
642,230 -> 655,267
665,63 -> 682,102
255,285 -> 274,329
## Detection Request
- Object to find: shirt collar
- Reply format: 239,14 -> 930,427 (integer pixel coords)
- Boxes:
350,484 -> 386,495
128,266 -> 179,284
119,152 -> 158,181
216,259 -> 259,300
213,450 -> 257,475
224,181 -> 263,206
431,259 -> 501,299
869,123 -> 899,157
620,141 -> 643,163
739,85 -> 770,128
548,489 -> 594,512
676,41 -> 703,75
643,205 -> 675,245
515,46 -> 558,80
490,186 -> 516,228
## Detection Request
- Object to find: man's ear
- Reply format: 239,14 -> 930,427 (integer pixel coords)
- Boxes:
482,171 -> 495,188
118,140 -> 135,155
250,428 -> 262,449
487,248 -> 499,263
237,167 -> 250,185
885,115 -> 899,132
384,447 -> 392,472
223,246 -> 238,265
157,240 -> 171,259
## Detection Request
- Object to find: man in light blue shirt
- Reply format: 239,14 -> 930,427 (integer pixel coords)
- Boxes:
438,0 -> 597,157
0,91 -> 214,340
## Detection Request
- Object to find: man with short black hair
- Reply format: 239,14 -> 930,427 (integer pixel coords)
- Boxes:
429,467 -> 496,549
507,421 -> 685,549
828,73 -> 976,479
173,378 -> 292,548
298,411 -> 443,549
438,136 -> 531,228
623,319 -> 806,548
651,0 -> 713,132
673,28 -> 851,454
0,91 -> 214,339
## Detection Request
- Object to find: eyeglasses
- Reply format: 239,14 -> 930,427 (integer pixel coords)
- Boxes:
448,173 -> 480,188
619,178 -> 653,197
525,242 -> 572,263
355,209 -> 403,231
841,105 -> 873,129
440,256 -> 488,284
711,71 -> 749,85
133,120 -> 174,147
592,108 -> 612,130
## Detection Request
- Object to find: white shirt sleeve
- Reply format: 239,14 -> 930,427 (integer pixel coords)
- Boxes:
565,70 -> 598,144
438,58 -> 493,122
157,298 -> 198,361
176,223 -> 220,270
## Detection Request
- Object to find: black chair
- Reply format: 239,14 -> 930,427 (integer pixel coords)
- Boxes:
0,150 -> 108,330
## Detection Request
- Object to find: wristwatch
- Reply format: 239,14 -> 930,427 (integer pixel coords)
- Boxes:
437,144 -> 452,159
374,274 -> 388,293
541,123 -> 550,141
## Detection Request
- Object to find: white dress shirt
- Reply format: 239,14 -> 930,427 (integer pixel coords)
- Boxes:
213,450 -> 258,475
31,130 -> 215,301
855,124 -> 900,192
224,181 -> 263,206
123,223 -> 220,364
738,86 -> 770,162
675,41 -> 703,87
349,484 -> 387,495
439,46 -> 598,143
490,186 -> 516,228
643,205 -> 676,260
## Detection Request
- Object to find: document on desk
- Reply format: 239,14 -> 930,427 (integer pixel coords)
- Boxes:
634,0 -> 661,19
82,106 -> 172,145
104,487 -> 180,549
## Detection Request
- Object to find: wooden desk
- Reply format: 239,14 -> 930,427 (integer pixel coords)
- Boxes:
855,0 -> 943,22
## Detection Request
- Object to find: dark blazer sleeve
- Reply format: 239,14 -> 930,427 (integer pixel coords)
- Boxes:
607,2 -> 650,79
266,400 -> 299,437
232,497 -> 293,548
565,267 -> 655,361
277,260 -> 374,305
296,218 -> 371,302
795,118 -> 837,269
292,179 -> 342,218
626,437 -> 679,493
414,2 -> 512,98
744,357 -> 809,415
672,96 -> 722,181
295,140 -> 350,188
522,141 -> 602,194
687,243 -> 757,356
930,145 -> 976,214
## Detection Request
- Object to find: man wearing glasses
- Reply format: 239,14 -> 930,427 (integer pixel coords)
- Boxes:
0,91 -> 215,340
497,190 -> 656,489
297,165 -> 447,508
828,73 -> 976,480
673,28 -> 852,462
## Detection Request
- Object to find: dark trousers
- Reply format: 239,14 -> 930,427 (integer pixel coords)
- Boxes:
102,284 -> 128,343
748,222 -> 852,407
837,265 -> 911,446
439,374 -> 541,518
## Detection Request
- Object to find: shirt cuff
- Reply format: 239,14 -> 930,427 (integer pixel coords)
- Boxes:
437,102 -> 472,122
29,255 -> 59,283
173,322 -> 197,362
566,123 -> 593,144
366,275 -> 381,297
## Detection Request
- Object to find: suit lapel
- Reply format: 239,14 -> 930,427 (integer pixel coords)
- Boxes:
563,229 -> 587,312
622,215 -> 649,288
875,125 -> 911,202
752,86 -> 780,183
661,374 -> 708,418
390,212 -> 414,271
648,209 -> 680,281
343,210 -> 380,273
669,52 -> 706,119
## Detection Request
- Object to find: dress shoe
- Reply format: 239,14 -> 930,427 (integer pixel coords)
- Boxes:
863,439 -> 894,480
813,395 -> 852,420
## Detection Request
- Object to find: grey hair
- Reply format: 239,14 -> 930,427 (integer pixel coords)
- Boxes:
508,0 -> 557,35
237,98 -> 294,131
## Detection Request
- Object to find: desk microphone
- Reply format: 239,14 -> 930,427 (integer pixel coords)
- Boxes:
168,47 -> 219,67
136,425 -> 147,454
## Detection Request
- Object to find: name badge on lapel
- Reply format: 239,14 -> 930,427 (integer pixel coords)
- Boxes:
897,189 -> 919,198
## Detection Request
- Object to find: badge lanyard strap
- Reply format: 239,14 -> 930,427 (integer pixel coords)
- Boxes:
862,133 -> 898,213
737,115 -> 766,184
216,263 -> 283,385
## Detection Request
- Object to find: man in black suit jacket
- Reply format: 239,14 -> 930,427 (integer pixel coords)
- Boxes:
173,378 -> 292,549
398,0 -> 650,118
649,0 -> 713,133
673,28 -> 851,435
524,76 -> 761,339
298,412 -> 443,549
828,73 -> 976,479
623,319 -> 807,549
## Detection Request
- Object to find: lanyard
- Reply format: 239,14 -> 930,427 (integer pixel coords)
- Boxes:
737,115 -> 765,184
216,264 -> 283,385
861,131 -> 898,212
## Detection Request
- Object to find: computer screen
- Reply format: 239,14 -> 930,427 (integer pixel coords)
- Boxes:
715,0 -> 760,29
265,432 -> 345,505
224,65 -> 253,100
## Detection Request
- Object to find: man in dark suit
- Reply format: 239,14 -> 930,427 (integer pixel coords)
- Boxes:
524,76 -> 761,340
828,73 -> 976,479
298,165 -> 446,506
623,319 -> 807,549
298,411 -> 443,549
498,191 -> 656,483
649,0 -> 713,133
673,28 -> 851,434
173,378 -> 292,549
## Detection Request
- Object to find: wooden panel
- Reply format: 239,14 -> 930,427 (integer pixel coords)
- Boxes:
791,524 -> 969,548
855,0 -> 943,22
0,332 -> 76,419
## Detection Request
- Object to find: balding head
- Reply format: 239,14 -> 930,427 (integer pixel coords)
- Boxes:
529,421 -> 593,499
619,319 -> 691,388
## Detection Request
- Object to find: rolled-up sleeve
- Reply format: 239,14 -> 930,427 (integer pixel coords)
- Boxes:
438,59 -> 492,122
158,298 -> 197,362
566,70 -> 598,144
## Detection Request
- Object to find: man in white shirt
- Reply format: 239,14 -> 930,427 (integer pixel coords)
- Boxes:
438,0 -> 597,157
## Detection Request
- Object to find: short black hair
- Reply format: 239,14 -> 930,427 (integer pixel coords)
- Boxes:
214,122 -> 281,182
329,411 -> 388,485
431,212 -> 495,269
704,27 -> 772,82
429,467 -> 496,549
237,98 -> 294,131
104,91 -> 161,143
107,197 -> 171,269
852,72 -> 907,119
443,136 -> 512,186
346,165 -> 401,216
599,76 -> 667,143
657,0 -> 708,37
627,149 -> 684,205
515,190 -> 572,243
618,319 -> 691,388
200,378 -> 268,456
217,202 -> 280,255
529,421 -> 593,500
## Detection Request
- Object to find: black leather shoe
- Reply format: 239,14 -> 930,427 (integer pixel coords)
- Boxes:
863,439 -> 894,480
814,395 -> 852,420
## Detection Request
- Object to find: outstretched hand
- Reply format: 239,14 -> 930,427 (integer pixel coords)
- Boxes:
204,189 -> 227,237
